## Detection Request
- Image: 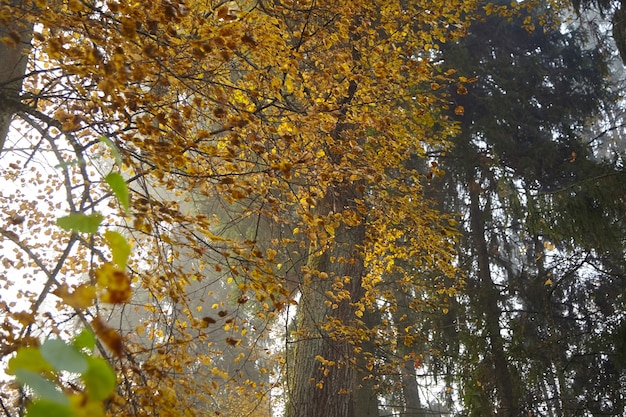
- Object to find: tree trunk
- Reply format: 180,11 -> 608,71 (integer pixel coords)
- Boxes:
467,179 -> 518,416
400,356 -> 426,417
394,289 -> 427,417
0,1 -> 32,154
286,183 -> 368,417
531,236 -> 574,417
351,306 -> 380,417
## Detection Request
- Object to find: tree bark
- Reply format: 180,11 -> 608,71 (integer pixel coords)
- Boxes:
286,183 -> 367,417
351,307 -> 380,417
0,1 -> 32,155
467,179 -> 518,416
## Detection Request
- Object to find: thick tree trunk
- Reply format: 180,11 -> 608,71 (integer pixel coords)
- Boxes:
286,183 -> 367,417
351,307 -> 380,417
0,2 -> 32,155
467,179 -> 518,416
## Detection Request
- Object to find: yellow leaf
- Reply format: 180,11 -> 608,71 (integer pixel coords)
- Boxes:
53,283 -> 96,309
92,316 -> 123,357
104,230 -> 131,270
96,262 -> 131,304
68,0 -> 83,12
285,77 -> 294,93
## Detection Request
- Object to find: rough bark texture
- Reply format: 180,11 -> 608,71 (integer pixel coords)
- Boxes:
468,179 -> 518,416
286,184 -> 367,417
0,2 -> 31,155
351,308 -> 380,417
351,359 -> 380,417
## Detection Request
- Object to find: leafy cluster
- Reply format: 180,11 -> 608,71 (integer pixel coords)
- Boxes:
3,0 -> 624,416
7,331 -> 116,417
0,0 -> 479,415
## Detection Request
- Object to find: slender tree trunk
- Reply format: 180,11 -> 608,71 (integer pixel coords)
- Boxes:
400,356 -> 426,417
286,183 -> 367,417
394,290 -> 426,417
467,179 -> 518,416
531,236 -> 574,417
541,379 -> 557,417
0,2 -> 32,154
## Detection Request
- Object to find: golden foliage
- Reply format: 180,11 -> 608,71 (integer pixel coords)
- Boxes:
0,0 -> 508,414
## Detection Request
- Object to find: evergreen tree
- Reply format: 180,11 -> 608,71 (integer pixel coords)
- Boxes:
428,4 -> 626,415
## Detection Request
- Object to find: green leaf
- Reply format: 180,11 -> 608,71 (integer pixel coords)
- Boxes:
72,329 -> 96,353
26,400 -> 73,417
83,357 -> 116,401
41,339 -> 88,374
98,136 -> 123,167
56,213 -> 104,234
104,231 -> 131,269
7,347 -> 53,375
14,369 -> 69,405
105,172 -> 130,213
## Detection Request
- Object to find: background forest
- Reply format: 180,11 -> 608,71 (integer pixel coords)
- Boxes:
0,0 -> 624,416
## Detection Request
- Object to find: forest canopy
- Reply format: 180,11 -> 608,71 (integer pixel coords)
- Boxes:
0,0 -> 624,416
